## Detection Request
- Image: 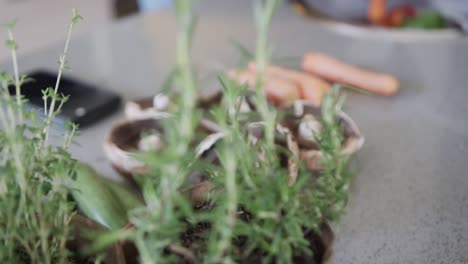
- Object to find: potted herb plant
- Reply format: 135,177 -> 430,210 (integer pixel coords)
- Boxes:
96,0 -> 364,263
0,9 -> 142,264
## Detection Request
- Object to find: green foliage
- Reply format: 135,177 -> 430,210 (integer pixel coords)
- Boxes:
253,0 -> 280,150
122,1 -> 204,263
95,1 -> 356,263
5,39 -> 17,50
231,40 -> 302,69
311,86 -> 352,222
402,11 -> 447,29
0,9 -> 81,263
199,77 -> 351,263
71,8 -> 83,25
71,163 -> 142,230
4,19 -> 17,30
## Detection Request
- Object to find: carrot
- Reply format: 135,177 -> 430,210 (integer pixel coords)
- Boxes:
302,53 -> 399,96
385,5 -> 417,27
227,69 -> 301,106
248,63 -> 331,105
386,7 -> 407,27
368,0 -> 387,25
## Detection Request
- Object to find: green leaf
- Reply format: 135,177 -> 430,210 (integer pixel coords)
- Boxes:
402,11 -> 447,29
103,177 -> 145,212
230,39 -> 254,68
341,83 -> 372,95
5,39 -> 17,50
70,163 -> 129,230
187,16 -> 197,50
160,67 -> 179,94
82,228 -> 134,254
19,74 -> 33,86
71,8 -> 83,25
0,71 -> 12,82
4,19 -> 17,30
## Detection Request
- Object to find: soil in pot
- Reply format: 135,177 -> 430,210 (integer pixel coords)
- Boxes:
162,203 -> 334,264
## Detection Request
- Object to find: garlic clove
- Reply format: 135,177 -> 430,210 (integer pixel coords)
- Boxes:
138,134 -> 163,152
153,93 -> 170,111
294,100 -> 304,116
298,114 -> 322,146
237,96 -> 252,113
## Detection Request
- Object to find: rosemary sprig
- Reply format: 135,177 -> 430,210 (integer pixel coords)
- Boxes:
313,86 -> 353,221
93,2 -> 355,263
254,0 -> 280,150
126,1 -> 203,263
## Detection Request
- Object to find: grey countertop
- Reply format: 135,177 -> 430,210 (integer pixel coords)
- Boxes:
1,1 -> 467,263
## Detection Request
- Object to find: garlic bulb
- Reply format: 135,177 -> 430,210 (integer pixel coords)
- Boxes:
237,96 -> 252,113
138,134 -> 163,152
293,100 -> 304,117
153,93 -> 170,111
298,114 -> 322,145
125,100 -> 170,121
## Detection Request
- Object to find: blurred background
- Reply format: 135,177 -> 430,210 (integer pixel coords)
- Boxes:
1,0 -> 466,62
0,0 -> 174,62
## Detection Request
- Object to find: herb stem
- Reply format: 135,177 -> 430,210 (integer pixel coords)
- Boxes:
38,213 -> 51,264
0,100 -> 9,129
7,28 -> 23,124
1,78 -> 17,129
254,0 -> 279,149
175,0 -> 197,142
209,147 -> 237,263
1,9 -> 80,263
43,13 -> 76,147
63,123 -> 77,148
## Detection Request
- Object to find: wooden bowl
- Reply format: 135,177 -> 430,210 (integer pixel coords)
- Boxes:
104,118 -> 164,182
124,89 -> 223,122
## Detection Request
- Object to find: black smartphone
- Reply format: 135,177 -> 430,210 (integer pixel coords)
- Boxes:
9,71 -> 121,127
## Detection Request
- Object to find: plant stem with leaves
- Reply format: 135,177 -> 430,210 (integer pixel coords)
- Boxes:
97,2 -> 356,263
5,20 -> 23,124
254,0 -> 280,150
0,9 -> 81,263
42,8 -> 82,147
175,0 -> 197,143
313,86 -> 352,221
128,1 -> 201,263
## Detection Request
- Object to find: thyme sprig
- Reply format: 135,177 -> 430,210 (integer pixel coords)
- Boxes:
0,9 -> 81,264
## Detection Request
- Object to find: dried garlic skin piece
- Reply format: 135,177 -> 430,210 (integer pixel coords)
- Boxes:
298,114 -> 323,145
